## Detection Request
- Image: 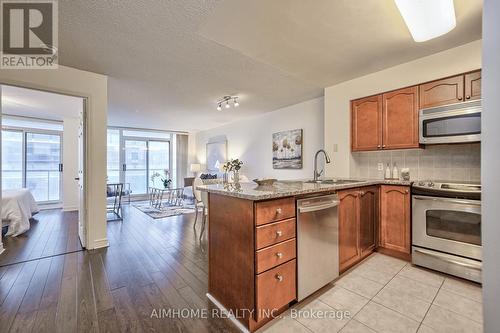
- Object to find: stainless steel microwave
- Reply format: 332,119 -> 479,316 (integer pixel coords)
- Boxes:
419,100 -> 481,144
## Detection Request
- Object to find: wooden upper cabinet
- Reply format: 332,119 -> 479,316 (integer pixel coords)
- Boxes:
465,70 -> 481,101
379,185 -> 411,255
382,86 -> 419,150
358,186 -> 378,257
351,95 -> 382,151
419,74 -> 464,109
338,189 -> 360,272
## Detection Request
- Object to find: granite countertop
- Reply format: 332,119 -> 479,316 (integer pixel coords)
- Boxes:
197,178 -> 412,200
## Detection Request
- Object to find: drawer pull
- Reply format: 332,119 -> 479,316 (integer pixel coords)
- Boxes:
276,252 -> 283,258
276,208 -> 282,214
275,274 -> 283,282
276,230 -> 282,237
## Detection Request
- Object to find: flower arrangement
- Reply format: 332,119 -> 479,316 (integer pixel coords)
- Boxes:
151,169 -> 172,188
222,159 -> 243,172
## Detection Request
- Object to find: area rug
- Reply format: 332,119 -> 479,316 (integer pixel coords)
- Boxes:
133,202 -> 196,219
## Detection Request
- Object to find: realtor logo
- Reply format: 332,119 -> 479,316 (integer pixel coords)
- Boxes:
1,0 -> 58,68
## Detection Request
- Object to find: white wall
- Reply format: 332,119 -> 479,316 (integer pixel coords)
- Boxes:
63,117 -> 79,211
0,65 -> 108,250
195,97 -> 324,180
481,0 -> 500,330
324,40 -> 482,178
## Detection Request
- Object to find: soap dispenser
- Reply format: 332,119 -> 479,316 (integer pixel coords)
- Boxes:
385,163 -> 391,179
392,162 -> 399,180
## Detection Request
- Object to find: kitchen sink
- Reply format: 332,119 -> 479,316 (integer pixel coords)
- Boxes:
306,179 -> 365,185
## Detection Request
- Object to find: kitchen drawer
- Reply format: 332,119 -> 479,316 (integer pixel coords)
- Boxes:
256,239 -> 296,274
256,218 -> 296,250
255,197 -> 295,226
255,259 -> 296,322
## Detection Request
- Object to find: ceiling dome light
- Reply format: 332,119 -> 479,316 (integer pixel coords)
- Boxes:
217,104 -> 222,111
395,0 -> 456,42
234,98 -> 239,107
225,101 -> 231,109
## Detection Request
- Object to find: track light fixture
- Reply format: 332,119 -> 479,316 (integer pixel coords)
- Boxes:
216,95 -> 240,111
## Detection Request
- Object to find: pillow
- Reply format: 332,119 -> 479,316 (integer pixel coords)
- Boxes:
200,173 -> 217,180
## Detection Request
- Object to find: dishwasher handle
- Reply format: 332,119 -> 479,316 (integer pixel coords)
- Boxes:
298,200 -> 339,213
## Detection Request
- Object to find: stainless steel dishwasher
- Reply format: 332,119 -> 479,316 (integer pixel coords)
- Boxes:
297,194 -> 339,301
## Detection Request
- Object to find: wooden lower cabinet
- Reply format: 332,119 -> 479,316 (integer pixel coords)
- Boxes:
339,186 -> 378,272
208,194 -> 297,332
379,185 -> 411,259
339,189 -> 360,272
359,187 -> 378,257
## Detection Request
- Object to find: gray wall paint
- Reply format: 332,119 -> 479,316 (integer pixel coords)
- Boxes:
482,0 -> 500,331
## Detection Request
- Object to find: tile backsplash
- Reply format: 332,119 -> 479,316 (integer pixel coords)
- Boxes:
350,143 -> 480,182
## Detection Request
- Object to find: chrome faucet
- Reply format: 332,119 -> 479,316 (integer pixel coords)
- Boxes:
313,149 -> 331,182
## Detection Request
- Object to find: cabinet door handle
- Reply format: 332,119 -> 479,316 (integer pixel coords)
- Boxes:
466,95 -> 471,99
276,252 -> 283,258
458,96 -> 463,101
276,208 -> 282,215
382,145 -> 386,148
276,230 -> 282,237
275,274 -> 283,282
377,145 -> 381,149
360,191 -> 365,196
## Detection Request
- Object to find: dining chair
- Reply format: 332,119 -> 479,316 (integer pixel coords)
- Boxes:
192,178 -> 208,239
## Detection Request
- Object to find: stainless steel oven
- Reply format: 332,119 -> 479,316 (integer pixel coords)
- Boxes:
419,100 -> 481,144
412,181 -> 481,282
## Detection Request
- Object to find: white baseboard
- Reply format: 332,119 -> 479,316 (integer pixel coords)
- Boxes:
63,206 -> 78,212
206,293 -> 249,333
92,238 -> 109,249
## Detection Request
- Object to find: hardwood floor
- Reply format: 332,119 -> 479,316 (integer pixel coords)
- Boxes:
0,210 -> 83,267
0,206 -> 238,333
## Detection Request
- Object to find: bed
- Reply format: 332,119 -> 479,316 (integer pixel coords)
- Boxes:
1,189 -> 39,237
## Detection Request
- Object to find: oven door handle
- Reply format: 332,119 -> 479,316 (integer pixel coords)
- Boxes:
413,195 -> 481,206
414,248 -> 482,271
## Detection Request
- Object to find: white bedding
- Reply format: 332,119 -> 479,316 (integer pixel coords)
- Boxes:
1,189 -> 39,237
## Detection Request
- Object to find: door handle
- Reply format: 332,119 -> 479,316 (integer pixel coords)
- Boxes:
74,177 -> 80,181
298,201 -> 339,213
414,248 -> 481,271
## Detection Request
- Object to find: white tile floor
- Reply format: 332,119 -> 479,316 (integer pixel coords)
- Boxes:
261,253 -> 483,333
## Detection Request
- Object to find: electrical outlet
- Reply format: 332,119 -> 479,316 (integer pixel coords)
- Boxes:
377,163 -> 384,171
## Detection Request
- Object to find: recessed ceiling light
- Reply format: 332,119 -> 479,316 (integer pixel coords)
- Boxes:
395,0 -> 456,42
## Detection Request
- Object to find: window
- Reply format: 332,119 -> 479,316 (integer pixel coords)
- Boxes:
25,132 -> 62,202
107,129 -> 120,183
1,130 -> 23,190
106,128 -> 173,196
1,129 -> 62,203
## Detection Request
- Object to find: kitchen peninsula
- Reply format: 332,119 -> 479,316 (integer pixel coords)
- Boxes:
199,179 -> 412,332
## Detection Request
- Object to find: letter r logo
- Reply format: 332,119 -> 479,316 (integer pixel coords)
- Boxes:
2,1 -> 54,55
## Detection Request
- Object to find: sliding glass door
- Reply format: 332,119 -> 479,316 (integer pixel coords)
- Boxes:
148,141 -> 170,188
25,132 -> 62,202
124,140 -> 148,195
1,129 -> 62,203
122,138 -> 170,195
1,130 -> 23,190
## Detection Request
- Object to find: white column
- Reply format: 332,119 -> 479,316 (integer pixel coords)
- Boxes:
482,0 -> 500,330
62,117 -> 80,211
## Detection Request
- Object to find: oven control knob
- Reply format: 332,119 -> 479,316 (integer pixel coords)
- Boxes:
418,181 -> 425,186
428,182 -> 435,187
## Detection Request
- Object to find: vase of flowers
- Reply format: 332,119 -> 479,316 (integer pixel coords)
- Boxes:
151,169 -> 172,189
222,159 -> 243,183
